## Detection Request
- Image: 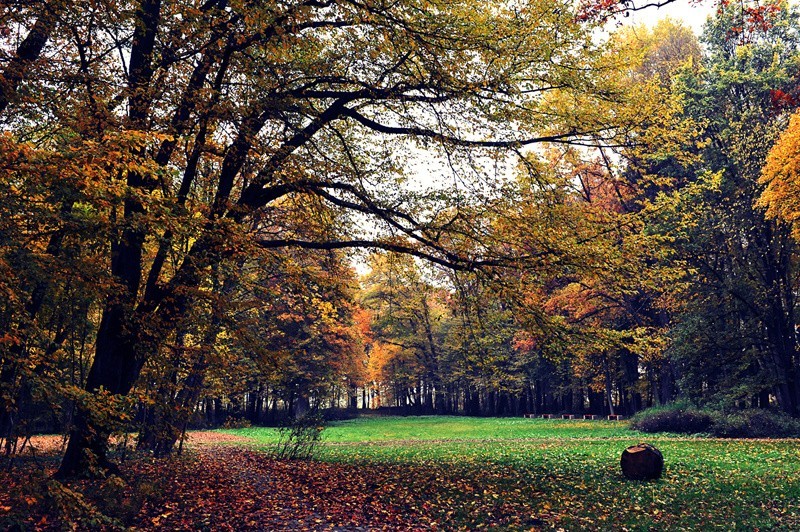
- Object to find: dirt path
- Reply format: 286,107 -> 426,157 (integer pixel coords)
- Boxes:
4,431 -> 798,530
11,430 -> 255,457
182,430 -> 257,446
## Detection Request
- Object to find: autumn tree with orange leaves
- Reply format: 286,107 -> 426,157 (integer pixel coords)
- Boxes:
760,111 -> 800,238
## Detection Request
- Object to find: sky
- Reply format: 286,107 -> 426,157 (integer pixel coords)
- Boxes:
351,0 -> 733,275
621,0 -> 717,34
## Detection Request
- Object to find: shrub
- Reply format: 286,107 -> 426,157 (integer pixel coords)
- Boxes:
273,410 -> 326,460
89,474 -> 165,525
710,409 -> 800,438
630,403 -> 713,434
632,403 -> 800,438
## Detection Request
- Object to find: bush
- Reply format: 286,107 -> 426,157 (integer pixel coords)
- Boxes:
273,410 -> 326,460
221,417 -> 251,429
709,409 -> 800,438
631,403 -> 800,438
630,403 -> 713,434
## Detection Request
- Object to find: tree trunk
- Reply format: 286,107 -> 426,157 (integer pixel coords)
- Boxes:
658,359 -> 676,405
349,385 -> 358,410
57,0 -> 163,478
57,303 -> 145,476
293,393 -> 310,418
622,350 -> 642,414
765,317 -> 800,417
0,2 -> 60,115
604,358 -> 616,417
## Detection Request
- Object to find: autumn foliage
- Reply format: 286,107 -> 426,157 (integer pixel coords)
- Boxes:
759,110 -> 800,237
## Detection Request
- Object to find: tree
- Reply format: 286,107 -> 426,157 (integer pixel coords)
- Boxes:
470,20 -> 701,416
0,0 -> 641,476
649,0 -> 800,414
759,110 -> 800,238
358,252 -> 450,413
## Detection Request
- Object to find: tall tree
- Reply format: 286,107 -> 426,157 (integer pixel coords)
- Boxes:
0,0 -> 642,477
651,0 -> 800,414
759,110 -> 800,238
358,252 -> 449,413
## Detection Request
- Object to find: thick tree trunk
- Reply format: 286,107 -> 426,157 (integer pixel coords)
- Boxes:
435,386 -> 445,414
255,390 -> 264,423
571,382 -> 583,414
658,359 -> 676,405
622,350 -> 642,414
0,2 -> 59,115
57,0 -> 163,478
57,215 -> 231,474
534,380 -> 543,414
765,317 -> 800,416
249,386 -> 263,423
57,304 -> 144,476
468,388 -> 480,416
604,358 -> 616,417
755,223 -> 799,416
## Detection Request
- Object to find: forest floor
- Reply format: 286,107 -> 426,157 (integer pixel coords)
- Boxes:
2,417 -> 800,530
3,430 -> 504,530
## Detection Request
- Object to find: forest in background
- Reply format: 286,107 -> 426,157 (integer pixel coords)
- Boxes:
2,0 -> 800,478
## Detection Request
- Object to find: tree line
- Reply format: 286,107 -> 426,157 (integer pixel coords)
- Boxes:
356,5 -> 800,420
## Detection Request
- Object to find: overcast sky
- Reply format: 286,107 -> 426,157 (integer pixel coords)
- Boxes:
620,0 -> 717,35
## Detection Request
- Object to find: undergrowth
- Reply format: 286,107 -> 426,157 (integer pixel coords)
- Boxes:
630,403 -> 800,438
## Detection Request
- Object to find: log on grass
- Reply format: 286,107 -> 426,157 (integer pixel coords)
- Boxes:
620,443 -> 663,480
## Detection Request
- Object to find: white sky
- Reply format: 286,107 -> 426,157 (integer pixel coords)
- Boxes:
620,0 -> 716,34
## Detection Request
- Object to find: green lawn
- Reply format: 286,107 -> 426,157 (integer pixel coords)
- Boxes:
220,416 -> 800,530
227,415 -> 635,443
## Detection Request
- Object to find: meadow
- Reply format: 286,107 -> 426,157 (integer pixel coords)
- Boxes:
224,416 -> 800,530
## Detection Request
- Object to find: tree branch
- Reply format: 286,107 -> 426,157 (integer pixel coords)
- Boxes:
340,106 -> 591,148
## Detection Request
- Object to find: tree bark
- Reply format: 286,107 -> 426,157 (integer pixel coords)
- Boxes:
57,303 -> 146,476
56,0 -> 163,477
0,2 -> 60,115
604,357 -> 616,417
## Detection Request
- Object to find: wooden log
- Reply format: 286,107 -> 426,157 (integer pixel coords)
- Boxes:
620,443 -> 664,480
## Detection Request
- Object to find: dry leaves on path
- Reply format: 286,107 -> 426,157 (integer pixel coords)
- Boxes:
1,434 -> 547,530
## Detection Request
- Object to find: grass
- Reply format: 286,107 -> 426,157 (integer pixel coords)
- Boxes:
227,415 -> 635,443
220,416 -> 800,530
